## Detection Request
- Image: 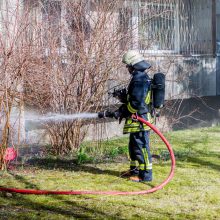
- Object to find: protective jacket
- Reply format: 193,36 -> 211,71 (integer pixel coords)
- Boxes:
123,61 -> 153,134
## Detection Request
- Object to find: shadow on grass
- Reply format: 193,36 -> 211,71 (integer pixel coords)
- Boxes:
166,148 -> 220,171
27,157 -> 120,177
0,161 -> 156,219
8,172 -> 40,190
0,170 -> 125,219
22,158 -> 157,189
0,188 -> 205,220
187,156 -> 220,171
0,193 -> 125,219
159,132 -> 220,171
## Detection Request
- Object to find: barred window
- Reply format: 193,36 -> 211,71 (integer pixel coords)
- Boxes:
119,7 -> 133,50
42,0 -> 62,47
124,0 -> 214,55
138,1 -> 176,52
179,0 -> 213,55
27,0 -> 214,56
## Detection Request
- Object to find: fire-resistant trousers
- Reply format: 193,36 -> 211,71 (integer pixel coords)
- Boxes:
129,130 -> 152,172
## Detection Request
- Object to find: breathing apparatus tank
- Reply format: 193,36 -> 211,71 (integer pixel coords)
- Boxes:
151,73 -> 165,109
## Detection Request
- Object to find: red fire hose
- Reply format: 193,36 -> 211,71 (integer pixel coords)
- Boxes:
0,115 -> 175,195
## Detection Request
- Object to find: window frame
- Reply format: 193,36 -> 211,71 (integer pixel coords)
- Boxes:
132,1 -> 180,55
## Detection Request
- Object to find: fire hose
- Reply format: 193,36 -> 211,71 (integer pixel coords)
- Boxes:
0,114 -> 175,195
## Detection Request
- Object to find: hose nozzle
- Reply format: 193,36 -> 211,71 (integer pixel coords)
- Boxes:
98,110 -> 119,119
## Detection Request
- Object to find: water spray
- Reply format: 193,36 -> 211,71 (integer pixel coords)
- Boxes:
25,112 -> 99,122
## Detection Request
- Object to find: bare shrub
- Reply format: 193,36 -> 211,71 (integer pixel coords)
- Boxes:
0,0 -> 31,169
22,0 -> 133,154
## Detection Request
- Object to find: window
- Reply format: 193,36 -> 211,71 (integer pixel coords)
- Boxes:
179,0 -> 213,55
42,0 -> 62,47
138,1 -> 176,52
121,0 -> 214,56
119,7 -> 133,50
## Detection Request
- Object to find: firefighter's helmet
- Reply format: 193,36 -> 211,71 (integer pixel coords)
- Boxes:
122,50 -> 144,66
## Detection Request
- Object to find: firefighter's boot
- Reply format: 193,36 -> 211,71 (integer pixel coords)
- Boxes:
120,166 -> 139,178
130,170 -> 152,182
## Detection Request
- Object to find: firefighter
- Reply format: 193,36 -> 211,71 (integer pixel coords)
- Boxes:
120,50 -> 153,182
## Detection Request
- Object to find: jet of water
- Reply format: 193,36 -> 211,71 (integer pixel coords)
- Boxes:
26,113 -> 99,122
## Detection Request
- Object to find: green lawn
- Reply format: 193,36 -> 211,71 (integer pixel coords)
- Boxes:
0,126 -> 220,219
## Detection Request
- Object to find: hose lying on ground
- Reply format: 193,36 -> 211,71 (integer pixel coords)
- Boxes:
0,115 -> 175,195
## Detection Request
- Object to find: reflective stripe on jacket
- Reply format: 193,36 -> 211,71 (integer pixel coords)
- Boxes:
123,90 -> 154,134
123,112 -> 154,134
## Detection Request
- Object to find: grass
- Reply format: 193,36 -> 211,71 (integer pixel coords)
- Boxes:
0,126 -> 220,219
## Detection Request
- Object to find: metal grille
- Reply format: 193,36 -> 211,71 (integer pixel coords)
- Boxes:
178,0 -> 213,55
138,0 -> 176,52
126,0 -> 214,55
26,0 -> 214,56
42,0 -> 62,47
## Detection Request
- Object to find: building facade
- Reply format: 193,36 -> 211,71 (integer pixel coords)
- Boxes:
0,0 -> 220,145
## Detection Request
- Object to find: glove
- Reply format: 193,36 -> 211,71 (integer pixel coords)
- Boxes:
115,104 -> 131,124
98,110 -> 121,119
112,88 -> 127,103
98,105 -> 131,124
